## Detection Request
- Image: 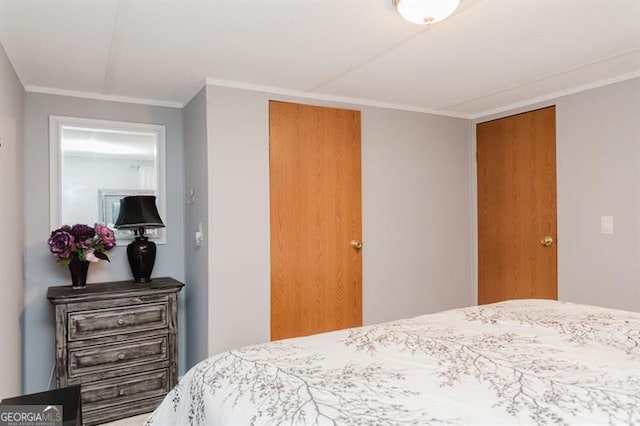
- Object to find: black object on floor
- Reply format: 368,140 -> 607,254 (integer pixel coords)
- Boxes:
1,385 -> 82,426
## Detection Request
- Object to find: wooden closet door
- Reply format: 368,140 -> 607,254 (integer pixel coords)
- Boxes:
477,106 -> 558,304
269,101 -> 362,341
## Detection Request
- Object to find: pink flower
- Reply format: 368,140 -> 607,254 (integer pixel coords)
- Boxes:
84,250 -> 100,263
94,223 -> 116,249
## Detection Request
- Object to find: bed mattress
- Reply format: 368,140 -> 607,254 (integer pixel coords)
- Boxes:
147,299 -> 640,425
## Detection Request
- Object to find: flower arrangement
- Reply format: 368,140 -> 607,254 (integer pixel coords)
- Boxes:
48,223 -> 116,264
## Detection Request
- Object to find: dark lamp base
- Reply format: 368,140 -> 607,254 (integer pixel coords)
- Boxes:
127,236 -> 157,283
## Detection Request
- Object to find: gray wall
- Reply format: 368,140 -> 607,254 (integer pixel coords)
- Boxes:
206,86 -> 271,355
23,93 -> 186,392
183,87 -> 209,367
205,85 -> 473,355
556,78 -> 640,311
0,41 -> 25,398
471,78 -> 640,312
362,108 -> 472,324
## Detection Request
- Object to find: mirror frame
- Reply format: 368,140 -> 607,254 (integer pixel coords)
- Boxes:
49,115 -> 167,245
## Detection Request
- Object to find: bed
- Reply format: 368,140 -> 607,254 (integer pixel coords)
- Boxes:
146,299 -> 640,425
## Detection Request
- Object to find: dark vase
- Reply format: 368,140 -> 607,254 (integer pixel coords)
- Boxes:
127,235 -> 157,283
68,256 -> 90,289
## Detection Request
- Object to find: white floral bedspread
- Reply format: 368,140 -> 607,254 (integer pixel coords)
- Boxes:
146,299 -> 640,425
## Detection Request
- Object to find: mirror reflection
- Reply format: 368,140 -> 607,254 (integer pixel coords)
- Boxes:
51,117 -> 166,244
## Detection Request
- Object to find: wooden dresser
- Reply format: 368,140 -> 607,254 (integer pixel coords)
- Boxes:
47,277 -> 184,425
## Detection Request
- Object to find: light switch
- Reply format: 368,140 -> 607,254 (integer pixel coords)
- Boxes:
601,216 -> 613,234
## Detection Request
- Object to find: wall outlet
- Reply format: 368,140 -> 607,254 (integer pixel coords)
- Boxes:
195,222 -> 204,246
601,216 -> 613,234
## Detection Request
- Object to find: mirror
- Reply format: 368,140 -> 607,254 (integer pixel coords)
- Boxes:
50,116 -> 166,245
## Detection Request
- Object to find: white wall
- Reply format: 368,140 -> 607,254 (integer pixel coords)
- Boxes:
471,78 -> 640,312
0,41 -> 24,398
206,85 -> 472,355
556,78 -> 640,311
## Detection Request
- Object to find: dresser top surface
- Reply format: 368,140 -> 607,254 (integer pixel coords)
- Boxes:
47,277 -> 184,303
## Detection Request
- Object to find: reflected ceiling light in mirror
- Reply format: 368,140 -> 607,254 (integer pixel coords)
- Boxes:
60,127 -> 156,159
61,139 -> 153,158
393,0 -> 460,25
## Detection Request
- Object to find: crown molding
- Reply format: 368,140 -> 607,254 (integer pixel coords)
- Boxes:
25,70 -> 639,119
205,78 -> 471,119
470,71 -> 640,121
24,85 -> 183,108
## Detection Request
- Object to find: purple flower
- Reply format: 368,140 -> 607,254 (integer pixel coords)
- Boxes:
71,224 -> 95,248
94,223 -> 116,249
48,228 -> 74,258
48,223 -> 115,264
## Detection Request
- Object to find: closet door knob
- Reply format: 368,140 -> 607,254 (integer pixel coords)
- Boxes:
540,236 -> 553,247
350,240 -> 363,250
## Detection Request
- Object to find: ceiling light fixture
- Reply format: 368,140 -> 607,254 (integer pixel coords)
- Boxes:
393,0 -> 460,25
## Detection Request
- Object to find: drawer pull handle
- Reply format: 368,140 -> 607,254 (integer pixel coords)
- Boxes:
117,318 -> 125,326
117,353 -> 125,360
118,389 -> 125,397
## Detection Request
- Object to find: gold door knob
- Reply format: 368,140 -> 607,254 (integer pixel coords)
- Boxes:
350,240 -> 363,250
540,236 -> 553,247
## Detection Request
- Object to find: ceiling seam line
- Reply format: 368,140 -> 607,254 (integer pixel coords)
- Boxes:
439,47 -> 640,110
305,0 -> 486,93
102,0 -> 123,95
304,27 -> 431,93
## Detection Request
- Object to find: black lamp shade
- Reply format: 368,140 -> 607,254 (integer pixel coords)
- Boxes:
114,195 -> 164,283
114,195 -> 165,230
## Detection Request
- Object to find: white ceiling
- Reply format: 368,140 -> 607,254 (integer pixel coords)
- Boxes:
0,0 -> 638,118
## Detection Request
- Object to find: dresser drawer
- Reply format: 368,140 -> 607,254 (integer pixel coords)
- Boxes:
82,369 -> 169,411
83,395 -> 165,426
69,336 -> 167,378
68,303 -> 168,341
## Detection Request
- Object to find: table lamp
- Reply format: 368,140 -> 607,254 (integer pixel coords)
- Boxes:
114,195 -> 165,283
